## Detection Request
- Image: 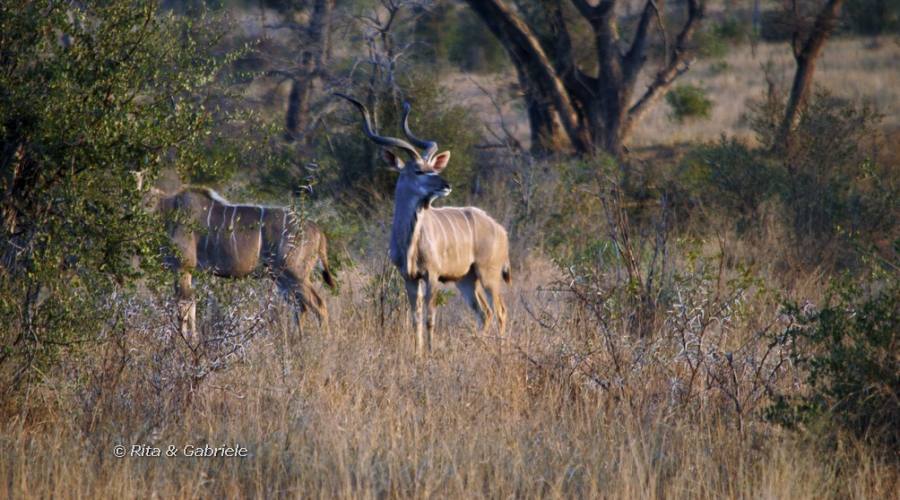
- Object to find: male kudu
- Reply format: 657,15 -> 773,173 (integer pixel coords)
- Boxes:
336,94 -> 511,356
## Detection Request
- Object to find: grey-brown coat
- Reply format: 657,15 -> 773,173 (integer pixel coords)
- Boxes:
158,187 -> 335,340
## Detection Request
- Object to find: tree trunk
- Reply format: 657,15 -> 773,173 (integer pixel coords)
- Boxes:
777,0 -> 845,148
466,0 -> 704,158
465,0 -> 591,155
284,0 -> 334,142
514,66 -> 568,155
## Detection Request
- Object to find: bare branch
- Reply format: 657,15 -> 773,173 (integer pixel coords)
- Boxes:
468,76 -> 524,152
625,0 -> 704,133
624,0 -> 663,83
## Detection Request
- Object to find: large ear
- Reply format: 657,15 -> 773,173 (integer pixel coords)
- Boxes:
131,170 -> 145,190
429,151 -> 451,173
382,149 -> 404,170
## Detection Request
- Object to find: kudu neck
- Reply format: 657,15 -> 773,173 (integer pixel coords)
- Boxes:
390,189 -> 428,273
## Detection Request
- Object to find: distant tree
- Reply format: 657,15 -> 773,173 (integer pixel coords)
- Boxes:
265,0 -> 336,143
463,0 -> 706,157
777,0 -> 846,149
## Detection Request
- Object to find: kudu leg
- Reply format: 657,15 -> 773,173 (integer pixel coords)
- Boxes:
483,283 -> 507,338
175,270 -> 197,344
405,279 -> 426,356
476,283 -> 493,336
276,274 -> 309,336
476,267 -> 506,337
299,281 -> 329,334
457,272 -> 486,332
423,277 -> 439,353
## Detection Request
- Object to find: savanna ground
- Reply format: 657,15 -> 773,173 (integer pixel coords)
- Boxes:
2,2 -> 899,498
2,247 -> 897,498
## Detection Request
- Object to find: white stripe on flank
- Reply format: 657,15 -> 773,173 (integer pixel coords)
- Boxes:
448,212 -> 463,245
423,219 -> 439,266
205,189 -> 229,205
434,212 -> 449,249
230,206 -> 238,256
204,203 -> 213,252
441,212 -> 458,258
218,204 -> 228,243
451,214 -> 462,252
280,211 -> 289,254
461,210 -> 474,243
258,207 -> 265,261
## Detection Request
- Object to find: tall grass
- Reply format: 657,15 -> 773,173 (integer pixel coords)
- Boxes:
1,245 -> 896,498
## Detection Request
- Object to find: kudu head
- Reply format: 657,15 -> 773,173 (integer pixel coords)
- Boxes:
132,169 -> 166,212
335,94 -> 452,208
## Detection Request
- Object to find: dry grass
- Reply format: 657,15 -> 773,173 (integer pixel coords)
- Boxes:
1,243 -> 897,498
632,37 -> 900,147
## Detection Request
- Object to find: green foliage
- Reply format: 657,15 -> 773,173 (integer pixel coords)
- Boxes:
0,0 -> 231,392
759,9 -> 795,41
684,91 -> 898,266
666,85 -> 714,123
693,17 -> 748,61
415,5 -> 508,74
752,91 -> 897,251
714,16 -> 751,43
768,271 -> 899,453
693,28 -> 729,60
679,137 -> 782,219
538,159 -> 611,266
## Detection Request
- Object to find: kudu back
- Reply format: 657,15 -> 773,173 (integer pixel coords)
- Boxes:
336,93 -> 510,356
158,187 -> 335,340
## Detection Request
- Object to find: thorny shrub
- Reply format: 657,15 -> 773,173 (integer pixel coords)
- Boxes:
69,275 -> 277,438
514,167 -> 793,430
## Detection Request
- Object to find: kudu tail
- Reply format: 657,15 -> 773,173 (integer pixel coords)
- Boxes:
502,261 -> 511,284
319,234 -> 336,290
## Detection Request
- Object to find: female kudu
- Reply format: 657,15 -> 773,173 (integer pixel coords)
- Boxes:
157,187 -> 335,342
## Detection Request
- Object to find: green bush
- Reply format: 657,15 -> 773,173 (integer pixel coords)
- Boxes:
715,16 -> 751,43
666,85 -> 714,123
692,17 -> 748,61
751,91 -> 897,254
693,28 -> 729,60
759,9 -> 795,41
679,137 -> 781,219
768,271 -> 899,453
0,0 -> 229,394
679,91 -> 899,267
413,4 -> 508,74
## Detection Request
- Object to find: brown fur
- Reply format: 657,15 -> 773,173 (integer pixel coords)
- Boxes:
159,187 -> 335,340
